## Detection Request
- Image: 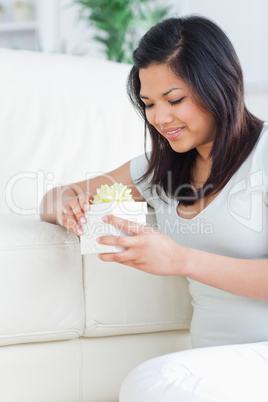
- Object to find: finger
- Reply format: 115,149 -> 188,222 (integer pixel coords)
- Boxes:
64,209 -> 79,225
61,211 -> 84,236
102,215 -> 147,235
69,196 -> 86,225
99,251 -> 144,270
78,192 -> 92,214
98,249 -> 137,264
97,234 -> 137,248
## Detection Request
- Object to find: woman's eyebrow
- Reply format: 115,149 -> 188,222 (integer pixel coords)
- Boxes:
140,87 -> 182,99
162,87 -> 182,96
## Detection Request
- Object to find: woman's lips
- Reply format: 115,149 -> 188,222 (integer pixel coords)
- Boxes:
163,127 -> 185,140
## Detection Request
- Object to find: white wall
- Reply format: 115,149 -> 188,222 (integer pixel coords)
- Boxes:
185,0 -> 268,89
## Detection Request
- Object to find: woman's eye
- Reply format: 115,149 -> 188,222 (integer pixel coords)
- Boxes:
169,97 -> 185,106
144,103 -> 154,109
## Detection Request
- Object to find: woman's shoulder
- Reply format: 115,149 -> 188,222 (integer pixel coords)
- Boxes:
130,152 -> 151,183
259,121 -> 268,138
130,152 -> 170,208
255,121 -> 268,152
129,152 -> 155,206
251,122 -> 268,180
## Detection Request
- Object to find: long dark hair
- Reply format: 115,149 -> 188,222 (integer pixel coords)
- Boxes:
127,15 -> 263,205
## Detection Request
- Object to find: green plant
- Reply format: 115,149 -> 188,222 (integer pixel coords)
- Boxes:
74,0 -> 171,63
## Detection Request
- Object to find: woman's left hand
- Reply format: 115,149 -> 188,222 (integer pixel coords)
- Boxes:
97,215 -> 185,276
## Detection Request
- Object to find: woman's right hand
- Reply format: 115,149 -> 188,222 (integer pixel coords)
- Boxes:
57,192 -> 92,236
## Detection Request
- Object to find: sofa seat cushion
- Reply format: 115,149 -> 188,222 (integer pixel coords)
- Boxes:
0,216 -> 85,346
83,254 -> 193,337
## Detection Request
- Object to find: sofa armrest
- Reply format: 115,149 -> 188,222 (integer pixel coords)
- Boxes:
0,216 -> 85,346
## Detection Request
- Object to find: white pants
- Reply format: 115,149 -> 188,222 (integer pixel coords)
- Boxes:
119,342 -> 268,402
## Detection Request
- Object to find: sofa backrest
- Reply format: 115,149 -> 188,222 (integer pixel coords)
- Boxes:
0,49 -> 145,216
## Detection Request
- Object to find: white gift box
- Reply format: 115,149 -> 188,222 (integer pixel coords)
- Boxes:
80,202 -> 148,254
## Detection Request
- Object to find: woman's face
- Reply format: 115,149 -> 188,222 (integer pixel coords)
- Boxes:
139,63 -> 217,160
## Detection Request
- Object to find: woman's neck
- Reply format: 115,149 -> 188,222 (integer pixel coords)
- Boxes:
192,153 -> 212,189
196,140 -> 213,162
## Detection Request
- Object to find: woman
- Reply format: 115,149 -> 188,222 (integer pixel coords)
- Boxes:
41,15 -> 268,401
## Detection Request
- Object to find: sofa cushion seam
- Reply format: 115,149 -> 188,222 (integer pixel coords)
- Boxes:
86,319 -> 191,327
0,328 -> 84,338
0,244 -> 79,251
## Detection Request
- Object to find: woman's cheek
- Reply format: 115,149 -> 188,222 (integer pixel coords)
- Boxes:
145,109 -> 154,124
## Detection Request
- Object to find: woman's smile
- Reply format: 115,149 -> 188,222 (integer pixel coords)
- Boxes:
161,126 -> 186,140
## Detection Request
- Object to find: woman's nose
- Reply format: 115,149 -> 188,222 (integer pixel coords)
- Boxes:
154,105 -> 173,126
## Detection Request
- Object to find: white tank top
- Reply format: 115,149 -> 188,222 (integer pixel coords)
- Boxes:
130,122 -> 268,348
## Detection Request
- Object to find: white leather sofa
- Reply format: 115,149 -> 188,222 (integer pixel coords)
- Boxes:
0,49 -> 193,402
